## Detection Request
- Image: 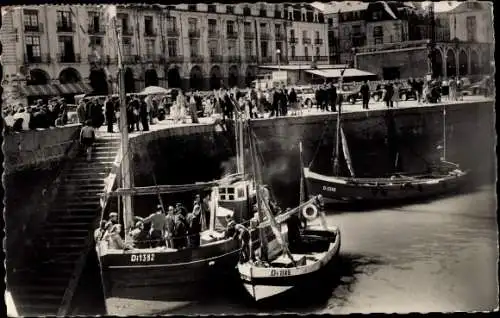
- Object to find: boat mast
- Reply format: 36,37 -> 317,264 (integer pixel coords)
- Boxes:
249,125 -> 268,261
238,110 -> 245,174
442,105 -> 446,161
333,64 -> 347,176
299,141 -> 306,204
112,10 -> 133,236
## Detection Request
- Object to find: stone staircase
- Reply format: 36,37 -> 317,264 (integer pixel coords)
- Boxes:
8,135 -> 121,316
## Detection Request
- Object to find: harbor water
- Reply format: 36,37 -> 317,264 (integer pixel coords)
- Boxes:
71,181 -> 497,315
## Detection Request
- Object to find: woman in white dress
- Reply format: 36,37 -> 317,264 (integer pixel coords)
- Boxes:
392,82 -> 400,108
176,89 -> 187,123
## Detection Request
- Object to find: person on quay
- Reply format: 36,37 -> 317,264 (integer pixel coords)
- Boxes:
176,89 -> 188,124
188,91 -> 199,124
329,82 -> 338,112
187,204 -> 202,248
136,205 -> 167,248
165,206 -> 176,248
360,80 -> 370,110
139,97 -> 149,131
76,100 -> 87,124
384,82 -> 394,108
80,120 -> 96,162
105,95 -> 115,133
392,82 -> 400,108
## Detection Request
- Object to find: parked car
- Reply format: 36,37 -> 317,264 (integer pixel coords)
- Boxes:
66,104 -> 79,124
337,84 -> 361,104
294,86 -> 316,107
398,86 -> 417,101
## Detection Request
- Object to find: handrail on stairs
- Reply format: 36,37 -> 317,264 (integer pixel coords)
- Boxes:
56,141 -> 122,317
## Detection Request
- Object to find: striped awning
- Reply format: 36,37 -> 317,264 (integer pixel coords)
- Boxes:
19,84 -> 60,97
56,82 -> 93,95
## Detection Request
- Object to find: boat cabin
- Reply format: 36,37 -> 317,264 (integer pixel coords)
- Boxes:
217,179 -> 257,224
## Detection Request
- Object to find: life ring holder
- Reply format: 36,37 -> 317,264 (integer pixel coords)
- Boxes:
302,203 -> 318,221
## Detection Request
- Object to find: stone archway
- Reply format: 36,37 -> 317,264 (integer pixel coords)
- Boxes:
189,65 -> 204,91
470,50 -> 480,75
167,67 -> 182,88
245,65 -> 257,88
446,49 -> 456,77
59,67 -> 81,84
458,50 -> 468,76
228,65 -> 239,89
124,68 -> 135,93
209,65 -> 222,90
144,69 -> 159,87
434,49 -> 443,78
27,68 -> 50,85
89,68 -> 109,95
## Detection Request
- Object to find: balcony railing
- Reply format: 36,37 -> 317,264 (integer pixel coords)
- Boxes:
227,32 -> 238,39
228,56 -> 241,63
356,39 -> 428,53
168,55 -> 184,63
260,33 -> 270,40
303,38 -> 311,45
57,53 -> 81,63
210,55 -> 223,63
289,37 -> 298,44
56,22 -> 75,32
246,55 -> 257,63
24,23 -> 44,33
317,56 -> 328,62
122,27 -> 134,36
190,55 -> 204,63
144,28 -> 157,37
23,54 -> 51,64
143,54 -> 156,62
167,28 -> 179,37
275,33 -> 285,41
314,38 -> 323,45
188,30 -> 201,38
208,31 -> 219,38
88,25 -> 105,35
123,54 -> 140,64
261,56 -> 273,64
244,32 -> 255,39
289,56 -> 313,62
87,53 -> 105,64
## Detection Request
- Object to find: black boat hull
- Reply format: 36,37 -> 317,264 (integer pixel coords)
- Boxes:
304,168 -> 468,204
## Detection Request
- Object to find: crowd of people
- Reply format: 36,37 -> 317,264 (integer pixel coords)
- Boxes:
3,98 -> 74,133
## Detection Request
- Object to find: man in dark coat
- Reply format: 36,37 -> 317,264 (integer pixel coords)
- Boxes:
139,98 -> 149,131
105,96 -> 115,133
328,83 -> 337,112
360,80 -> 370,110
384,82 -> 394,108
187,204 -> 202,248
280,88 -> 288,116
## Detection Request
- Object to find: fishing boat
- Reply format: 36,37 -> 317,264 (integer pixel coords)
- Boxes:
304,67 -> 468,205
237,139 -> 341,302
96,11 -> 280,305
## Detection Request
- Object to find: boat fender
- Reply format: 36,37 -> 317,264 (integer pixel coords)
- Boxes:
302,203 -> 318,221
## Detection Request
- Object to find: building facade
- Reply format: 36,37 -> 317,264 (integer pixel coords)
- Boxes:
1,2 -> 329,100
319,1 -> 494,80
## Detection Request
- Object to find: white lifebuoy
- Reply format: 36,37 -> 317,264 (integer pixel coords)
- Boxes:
302,203 -> 318,221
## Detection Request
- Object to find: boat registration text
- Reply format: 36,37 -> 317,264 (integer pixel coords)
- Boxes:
270,269 -> 291,277
322,186 -> 336,192
130,253 -> 155,263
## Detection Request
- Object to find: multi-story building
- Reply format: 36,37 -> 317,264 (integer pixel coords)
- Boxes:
1,2 -> 329,102
319,1 -> 494,80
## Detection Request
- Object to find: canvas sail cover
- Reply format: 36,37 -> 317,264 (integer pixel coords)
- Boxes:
341,127 -> 356,178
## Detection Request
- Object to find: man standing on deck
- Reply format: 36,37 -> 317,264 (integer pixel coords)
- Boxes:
174,209 -> 188,249
187,204 -> 202,248
165,206 -> 175,248
136,205 -> 167,248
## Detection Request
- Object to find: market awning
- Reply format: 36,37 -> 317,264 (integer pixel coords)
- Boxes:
306,68 -> 376,79
56,82 -> 93,95
19,84 -> 60,97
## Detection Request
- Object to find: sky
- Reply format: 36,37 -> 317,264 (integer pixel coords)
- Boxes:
311,1 -> 463,13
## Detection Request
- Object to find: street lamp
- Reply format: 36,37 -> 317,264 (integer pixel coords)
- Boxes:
276,48 -> 281,72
